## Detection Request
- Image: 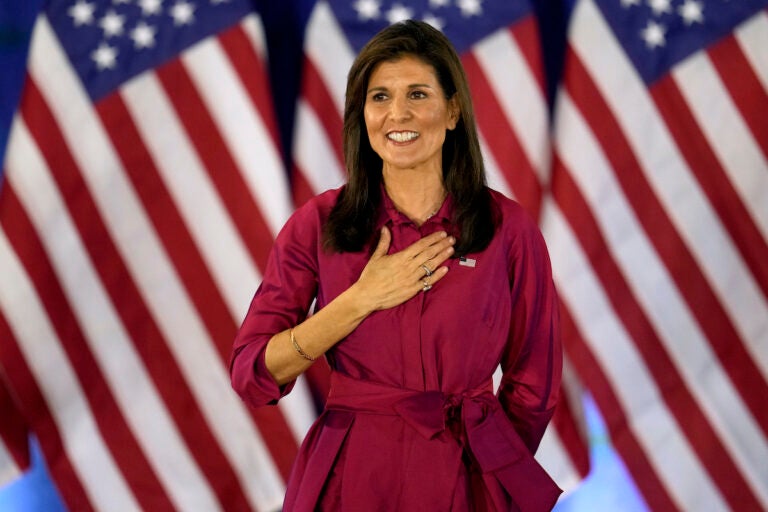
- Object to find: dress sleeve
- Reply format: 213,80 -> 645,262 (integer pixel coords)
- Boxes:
497,214 -> 563,454
229,202 -> 320,408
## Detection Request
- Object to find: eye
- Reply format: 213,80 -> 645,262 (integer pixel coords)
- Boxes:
410,90 -> 428,99
369,92 -> 387,102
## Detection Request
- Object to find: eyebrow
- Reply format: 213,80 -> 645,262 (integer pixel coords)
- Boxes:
367,83 -> 435,93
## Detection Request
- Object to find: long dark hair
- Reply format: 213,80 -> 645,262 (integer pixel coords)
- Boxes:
323,20 -> 496,256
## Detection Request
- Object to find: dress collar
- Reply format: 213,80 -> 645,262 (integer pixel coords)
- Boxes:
375,182 -> 454,229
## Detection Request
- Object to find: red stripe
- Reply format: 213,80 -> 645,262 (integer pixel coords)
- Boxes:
551,148 -> 762,510
509,16 -> 546,98
0,185 -> 175,510
156,59 -> 274,272
218,24 -> 283,152
0,368 -> 30,471
291,162 -> 317,209
566,48 -> 768,442
462,53 -> 543,219
98,93 -> 298,481
558,302 -> 674,511
0,311 -> 94,511
22,78 -> 249,510
708,34 -> 768,161
653,72 -> 768,321
301,57 -> 345,172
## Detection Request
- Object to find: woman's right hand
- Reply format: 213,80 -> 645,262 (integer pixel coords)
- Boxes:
352,226 -> 455,312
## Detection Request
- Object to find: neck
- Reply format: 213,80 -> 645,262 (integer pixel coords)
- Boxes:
383,168 -> 446,226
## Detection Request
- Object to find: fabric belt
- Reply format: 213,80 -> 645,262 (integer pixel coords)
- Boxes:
323,372 -> 562,511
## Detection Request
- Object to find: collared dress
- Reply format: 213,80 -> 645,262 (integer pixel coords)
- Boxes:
230,187 -> 563,511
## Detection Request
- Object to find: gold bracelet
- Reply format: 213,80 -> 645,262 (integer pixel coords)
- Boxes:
290,328 -> 315,361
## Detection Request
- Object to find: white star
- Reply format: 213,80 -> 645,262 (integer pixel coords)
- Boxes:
99,10 -> 126,38
678,0 -> 704,24
386,4 -> 414,24
429,0 -> 451,7
620,0 -> 641,8
91,42 -> 118,70
354,0 -> 380,20
113,0 -> 131,4
170,0 -> 195,25
457,0 -> 482,17
138,0 -> 162,15
68,0 -> 96,26
647,0 -> 671,16
423,13 -> 445,31
641,20 -> 666,48
131,21 -> 157,49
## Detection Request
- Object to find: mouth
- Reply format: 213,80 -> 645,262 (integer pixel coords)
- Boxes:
387,131 -> 419,143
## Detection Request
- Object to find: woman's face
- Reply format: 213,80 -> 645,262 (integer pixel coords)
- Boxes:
364,55 -> 458,176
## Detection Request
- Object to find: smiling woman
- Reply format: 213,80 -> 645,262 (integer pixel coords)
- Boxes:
364,56 -> 459,224
230,20 -> 563,511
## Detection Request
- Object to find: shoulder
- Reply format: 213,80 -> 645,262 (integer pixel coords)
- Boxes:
487,188 -> 540,239
274,187 -> 343,249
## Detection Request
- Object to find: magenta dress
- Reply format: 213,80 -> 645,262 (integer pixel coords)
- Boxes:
230,187 -> 563,511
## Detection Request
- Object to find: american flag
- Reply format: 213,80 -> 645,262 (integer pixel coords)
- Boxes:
291,0 -> 591,493
0,0 -> 318,509
547,0 -> 768,508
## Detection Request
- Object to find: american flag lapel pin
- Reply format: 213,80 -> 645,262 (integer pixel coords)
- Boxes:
459,256 -> 476,268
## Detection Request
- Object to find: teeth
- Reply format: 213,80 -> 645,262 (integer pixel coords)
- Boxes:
388,131 -> 418,142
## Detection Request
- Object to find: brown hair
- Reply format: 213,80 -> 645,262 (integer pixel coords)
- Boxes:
323,20 -> 496,255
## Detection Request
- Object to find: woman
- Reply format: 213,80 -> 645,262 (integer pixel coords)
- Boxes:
230,20 -> 562,511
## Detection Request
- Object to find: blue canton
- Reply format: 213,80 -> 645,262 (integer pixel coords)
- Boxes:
328,0 -> 532,55
46,0 -> 253,101
596,0 -> 768,84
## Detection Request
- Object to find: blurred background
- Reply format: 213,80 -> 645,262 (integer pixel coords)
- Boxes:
1,0 -> 766,510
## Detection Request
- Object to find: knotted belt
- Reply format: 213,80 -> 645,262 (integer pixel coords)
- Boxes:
325,372 -> 562,511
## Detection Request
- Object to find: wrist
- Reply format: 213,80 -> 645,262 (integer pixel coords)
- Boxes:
343,282 -> 377,318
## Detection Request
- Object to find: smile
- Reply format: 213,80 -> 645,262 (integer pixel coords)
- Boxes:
387,131 -> 419,142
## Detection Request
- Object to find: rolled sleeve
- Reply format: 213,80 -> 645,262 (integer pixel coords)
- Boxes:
229,197 -> 324,408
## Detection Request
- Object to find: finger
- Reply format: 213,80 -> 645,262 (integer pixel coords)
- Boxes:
371,227 -> 391,260
402,231 -> 450,259
418,238 -> 456,265
416,265 -> 449,292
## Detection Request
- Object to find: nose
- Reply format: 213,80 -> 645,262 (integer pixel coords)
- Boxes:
389,95 -> 411,121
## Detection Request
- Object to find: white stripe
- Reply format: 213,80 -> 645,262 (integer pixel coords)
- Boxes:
735,12 -> 768,94
556,90 -> 768,504
6,113 -> 215,511
183,34 -> 292,237
293,99 -> 347,194
479,133 -> 514,200
472,27 -> 550,182
540,197 -> 729,511
0,439 -> 22,488
32,18 -> 286,511
536,426 -> 581,494
240,13 -> 267,61
0,228 -> 140,511
673,52 -> 768,242
571,0 -> 768,379
121,72 -> 262,325
305,1 -> 355,114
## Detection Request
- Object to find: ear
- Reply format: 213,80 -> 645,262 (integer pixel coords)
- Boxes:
447,96 -> 460,131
